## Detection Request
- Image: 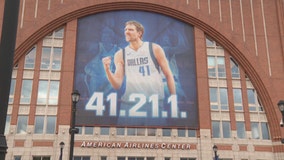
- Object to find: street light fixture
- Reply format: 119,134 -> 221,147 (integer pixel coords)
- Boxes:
278,100 -> 284,127
277,100 -> 284,144
213,145 -> 218,160
59,141 -> 65,160
69,90 -> 80,160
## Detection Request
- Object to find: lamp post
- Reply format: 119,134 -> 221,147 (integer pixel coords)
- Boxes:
59,142 -> 65,160
278,100 -> 284,127
69,90 -> 80,160
277,100 -> 284,144
0,1 -> 20,160
213,145 -> 218,160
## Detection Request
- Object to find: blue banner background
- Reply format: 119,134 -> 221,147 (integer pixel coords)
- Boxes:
74,10 -> 198,128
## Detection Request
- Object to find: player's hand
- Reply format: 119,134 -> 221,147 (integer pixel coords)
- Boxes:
102,56 -> 112,70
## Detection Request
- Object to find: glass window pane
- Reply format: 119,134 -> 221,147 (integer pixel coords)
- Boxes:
247,89 -> 259,112
137,128 -> 145,136
34,116 -> 44,134
210,87 -> 218,110
17,116 -> 28,134
211,105 -> 218,110
5,115 -> 11,135
52,47 -> 62,70
74,157 -> 81,160
230,58 -> 240,78
14,156 -> 21,160
233,89 -> 242,103
220,88 -> 228,110
258,99 -> 264,112
41,47 -> 51,69
247,89 -> 255,104
206,37 -> 215,47
251,122 -> 259,139
49,81 -> 59,105
147,128 -> 156,136
212,121 -> 220,138
46,116 -> 56,134
82,156 -> 91,160
222,121 -> 231,138
261,122 -> 270,140
162,128 -> 171,137
9,79 -> 16,103
236,122 -> 246,139
209,88 -> 217,102
127,128 -> 135,136
33,157 -> 41,160
217,57 -> 226,77
233,89 -> 243,111
37,80 -> 48,104
178,129 -> 186,137
20,80 -> 33,104
55,28 -> 64,38
207,56 -> 216,77
249,106 -> 257,112
85,127 -> 94,135
234,105 -> 243,111
77,126 -> 82,134
188,130 -> 196,137
24,47 -> 36,69
116,128 -> 125,135
42,156 -> 50,160
100,127 -> 109,135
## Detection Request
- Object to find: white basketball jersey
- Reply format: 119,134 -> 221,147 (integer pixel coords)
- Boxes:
122,42 -> 164,102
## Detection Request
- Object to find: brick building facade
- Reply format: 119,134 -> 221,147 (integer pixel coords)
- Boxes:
1,0 -> 284,160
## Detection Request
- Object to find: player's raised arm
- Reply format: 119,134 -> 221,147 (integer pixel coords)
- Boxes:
102,50 -> 125,90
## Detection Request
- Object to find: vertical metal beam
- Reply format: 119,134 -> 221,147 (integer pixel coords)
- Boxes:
0,0 -> 20,159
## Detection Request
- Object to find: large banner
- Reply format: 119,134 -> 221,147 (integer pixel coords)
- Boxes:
74,10 -> 198,128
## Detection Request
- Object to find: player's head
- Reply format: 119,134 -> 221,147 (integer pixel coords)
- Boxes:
125,20 -> 144,40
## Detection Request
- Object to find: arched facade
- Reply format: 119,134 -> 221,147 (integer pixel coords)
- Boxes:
1,0 -> 284,160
